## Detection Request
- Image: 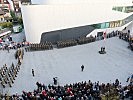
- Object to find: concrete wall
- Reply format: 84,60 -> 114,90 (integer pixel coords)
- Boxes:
21,0 -> 132,43
40,25 -> 94,43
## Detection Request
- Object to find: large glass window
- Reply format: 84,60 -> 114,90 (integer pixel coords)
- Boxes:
112,6 -> 133,13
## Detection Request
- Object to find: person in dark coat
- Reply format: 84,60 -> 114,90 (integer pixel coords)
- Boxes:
32,69 -> 35,77
81,65 -> 84,72
53,77 -> 57,85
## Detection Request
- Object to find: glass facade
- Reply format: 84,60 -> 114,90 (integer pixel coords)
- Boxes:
112,6 -> 133,13
91,13 -> 133,29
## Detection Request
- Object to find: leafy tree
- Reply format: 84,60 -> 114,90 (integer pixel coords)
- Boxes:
18,17 -> 23,27
10,10 -> 17,21
0,22 -> 13,29
6,22 -> 13,28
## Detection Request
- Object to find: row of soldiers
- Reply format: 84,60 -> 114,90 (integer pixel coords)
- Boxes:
57,39 -> 77,48
57,36 -> 96,48
96,30 -> 120,41
0,63 -> 20,88
77,36 -> 96,45
24,30 -> 121,50
106,31 -> 119,39
25,42 -> 53,52
119,32 -> 130,42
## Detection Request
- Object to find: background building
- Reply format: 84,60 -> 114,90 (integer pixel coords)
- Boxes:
0,9 -> 5,22
11,0 -> 32,17
21,0 -> 133,43
0,0 -> 12,22
11,0 -> 21,17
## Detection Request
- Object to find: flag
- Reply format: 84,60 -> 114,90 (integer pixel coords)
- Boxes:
103,31 -> 106,40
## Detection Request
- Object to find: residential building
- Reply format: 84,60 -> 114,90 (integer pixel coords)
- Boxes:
0,9 -> 5,22
21,0 -> 133,43
0,0 -> 12,22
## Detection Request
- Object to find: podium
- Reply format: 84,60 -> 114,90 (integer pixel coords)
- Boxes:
99,47 -> 106,54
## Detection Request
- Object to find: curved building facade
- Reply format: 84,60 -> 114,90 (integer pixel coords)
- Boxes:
21,0 -> 133,43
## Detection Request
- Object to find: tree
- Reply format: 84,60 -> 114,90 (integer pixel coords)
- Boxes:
18,17 -> 23,27
6,22 -> 13,28
10,10 -> 17,21
0,22 -> 13,29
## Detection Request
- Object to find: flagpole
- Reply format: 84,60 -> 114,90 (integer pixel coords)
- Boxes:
103,29 -> 107,53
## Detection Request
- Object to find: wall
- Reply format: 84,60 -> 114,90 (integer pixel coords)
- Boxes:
21,1 -> 132,43
40,25 -> 95,43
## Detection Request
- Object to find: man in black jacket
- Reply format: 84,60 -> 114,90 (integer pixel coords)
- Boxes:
81,65 -> 84,72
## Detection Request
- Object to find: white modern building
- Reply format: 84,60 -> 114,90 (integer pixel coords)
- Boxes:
21,0 -> 133,43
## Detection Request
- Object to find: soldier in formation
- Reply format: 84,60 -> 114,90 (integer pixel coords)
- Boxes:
0,63 -> 21,88
25,42 -> 53,52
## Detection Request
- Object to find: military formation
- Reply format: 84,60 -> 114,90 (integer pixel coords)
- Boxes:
23,30 -> 122,51
0,48 -> 24,89
57,39 -> 77,48
25,42 -> 53,52
57,36 -> 96,48
77,36 -> 96,45
0,63 -> 20,88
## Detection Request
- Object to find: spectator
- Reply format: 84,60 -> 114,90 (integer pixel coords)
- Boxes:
53,77 -> 58,85
81,65 -> 84,72
32,69 -> 35,77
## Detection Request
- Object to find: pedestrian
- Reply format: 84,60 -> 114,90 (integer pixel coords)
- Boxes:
53,77 -> 57,85
7,47 -> 10,53
32,69 -> 35,77
81,65 -> 84,72
126,77 -> 130,82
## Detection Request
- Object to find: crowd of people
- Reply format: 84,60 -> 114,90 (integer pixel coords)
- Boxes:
0,36 -> 29,52
0,30 -> 133,100
118,31 -> 133,51
0,79 -> 133,100
0,38 -> 24,89
119,32 -> 130,42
